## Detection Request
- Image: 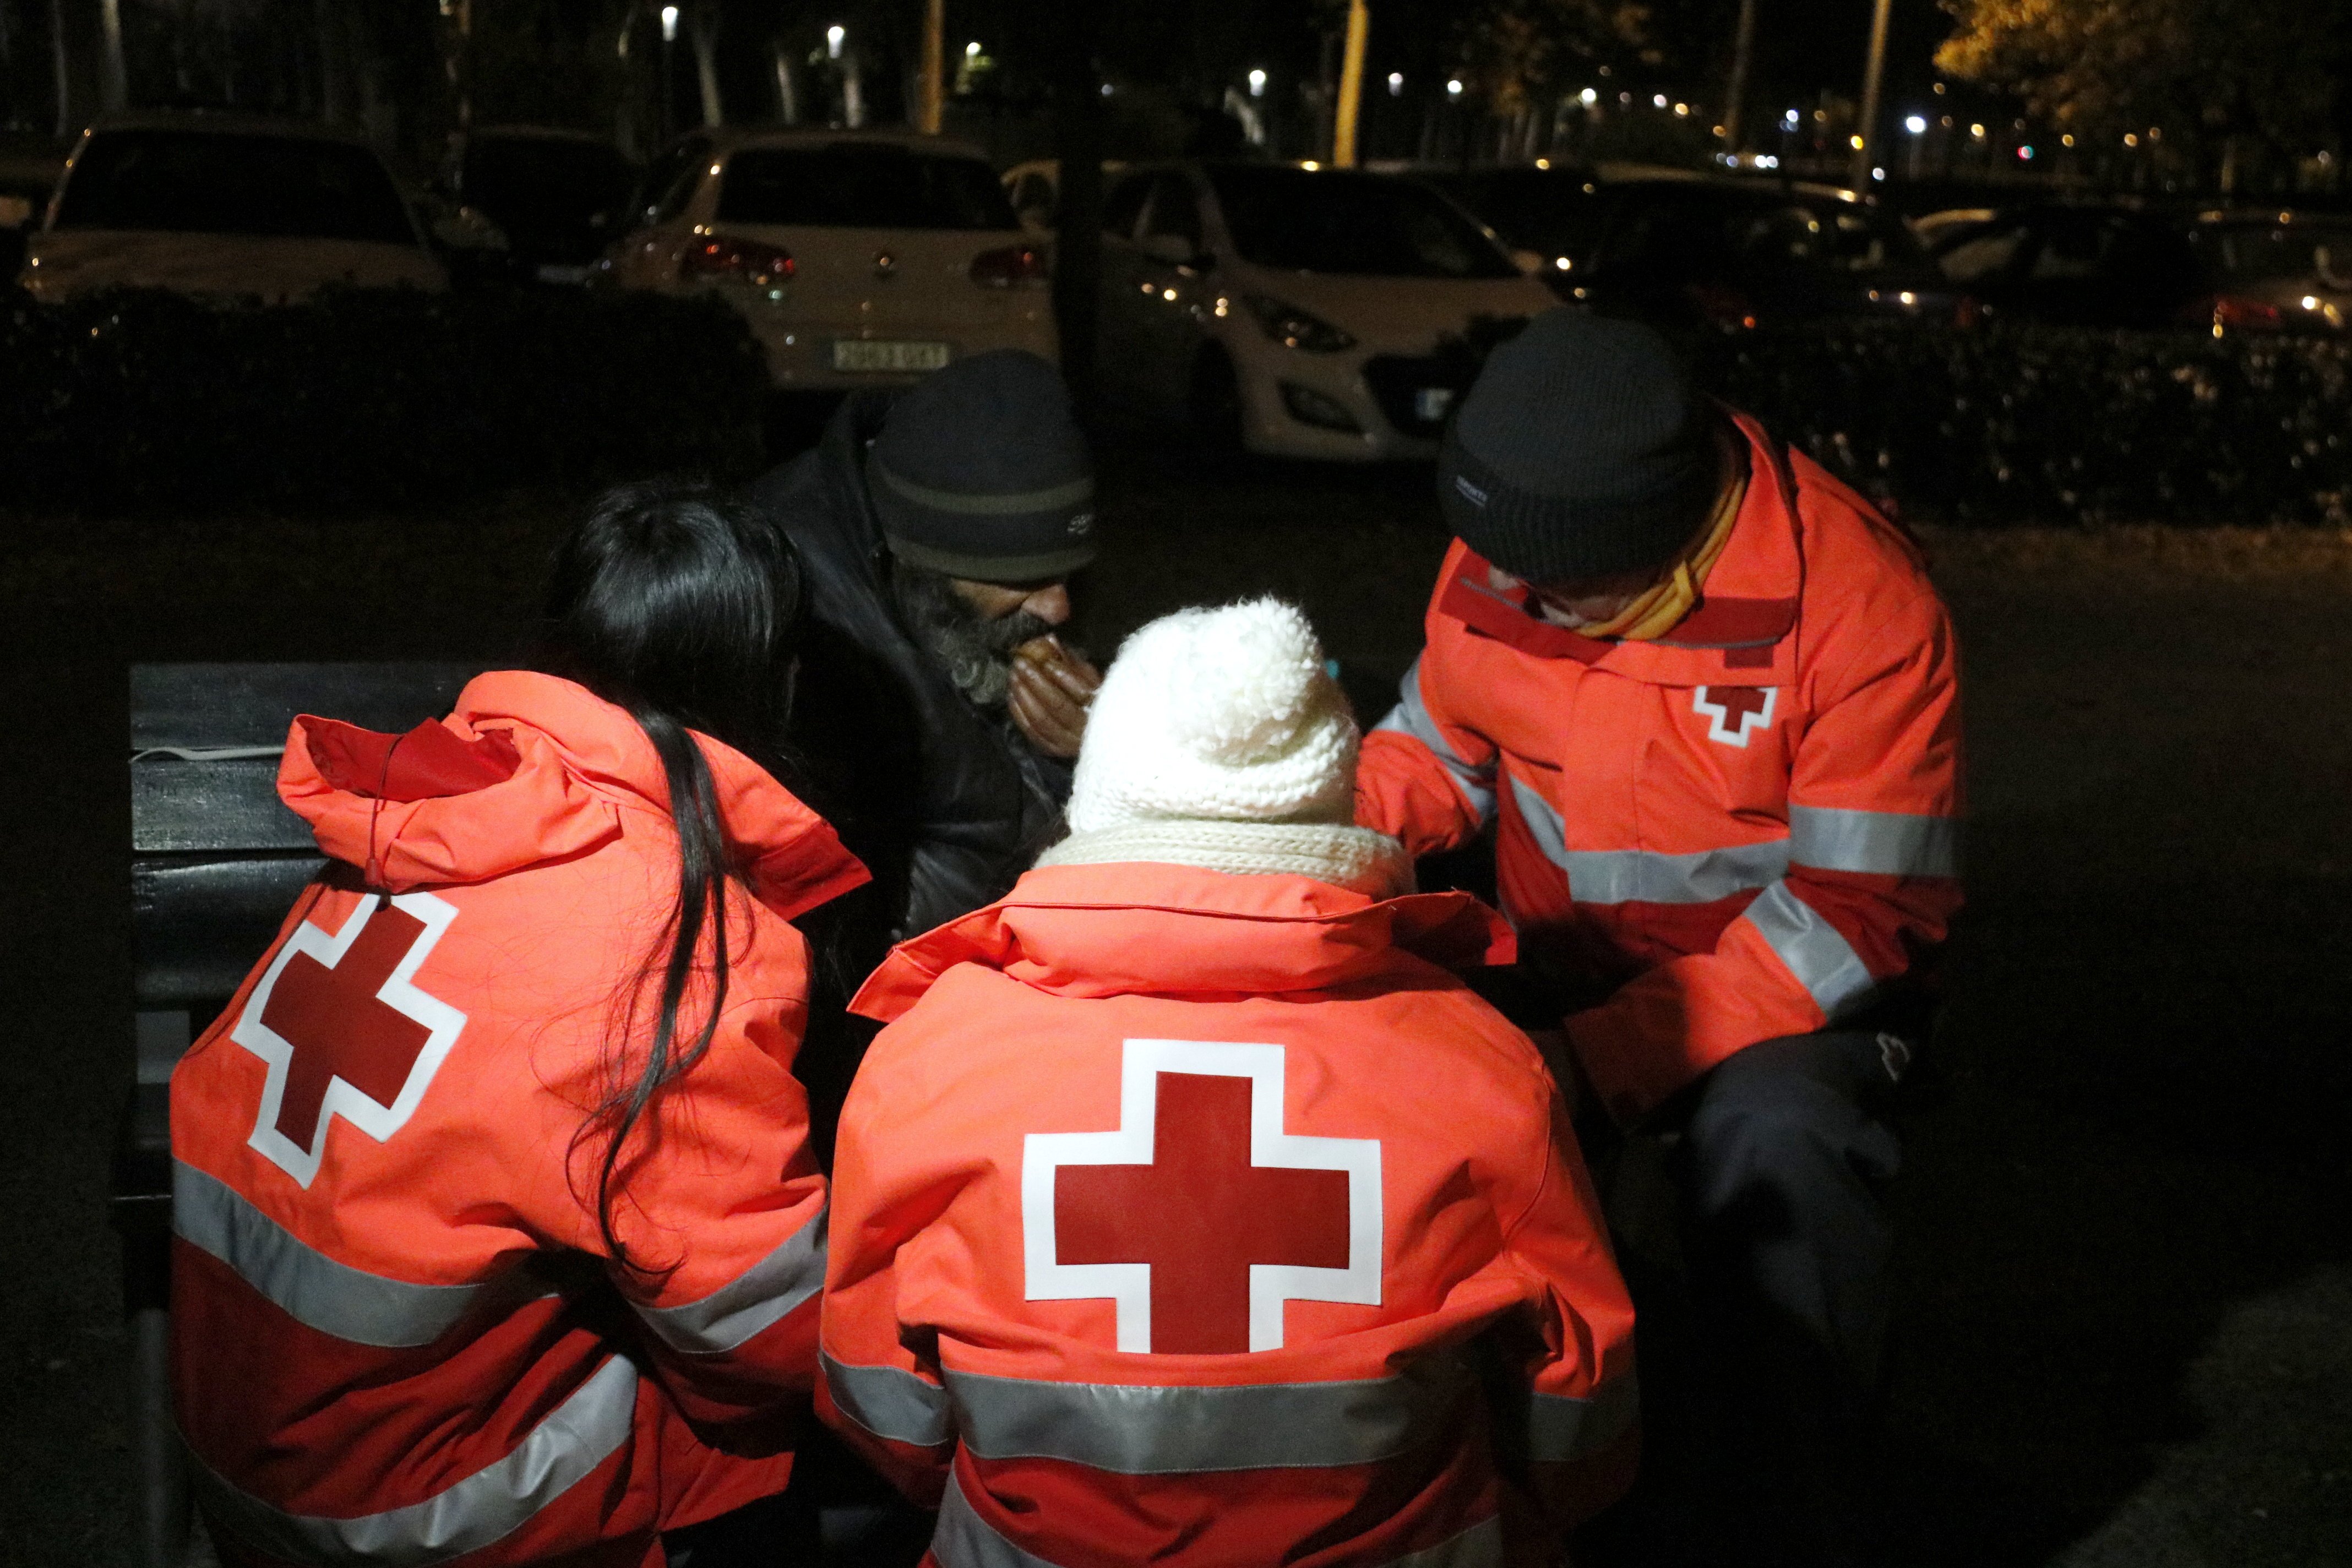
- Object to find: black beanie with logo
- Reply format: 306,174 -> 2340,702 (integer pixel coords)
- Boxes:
867,349 -> 1098,584
1435,308 -> 1719,584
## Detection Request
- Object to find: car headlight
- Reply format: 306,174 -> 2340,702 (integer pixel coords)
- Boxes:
1242,295 -> 1357,353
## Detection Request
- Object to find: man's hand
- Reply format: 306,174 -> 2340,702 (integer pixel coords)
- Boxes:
1008,636 -> 1101,759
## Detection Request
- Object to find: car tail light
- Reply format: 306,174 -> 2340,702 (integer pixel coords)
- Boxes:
680,235 -> 795,287
2209,295 -> 2283,334
1687,281 -> 1757,330
970,244 -> 1049,287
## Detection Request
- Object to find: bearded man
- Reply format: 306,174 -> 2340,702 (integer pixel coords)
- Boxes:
748,351 -> 1101,983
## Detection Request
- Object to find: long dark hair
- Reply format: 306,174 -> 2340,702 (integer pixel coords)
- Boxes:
535,480 -> 804,1275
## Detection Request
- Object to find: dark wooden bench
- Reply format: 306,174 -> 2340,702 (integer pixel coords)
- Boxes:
119,662 -> 480,1568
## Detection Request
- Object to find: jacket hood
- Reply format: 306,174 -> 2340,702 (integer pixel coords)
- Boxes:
850,861 -> 1514,1021
276,669 -> 869,917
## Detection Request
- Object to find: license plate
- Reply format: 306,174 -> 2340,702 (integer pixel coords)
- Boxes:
1414,387 -> 1457,422
832,339 -> 952,373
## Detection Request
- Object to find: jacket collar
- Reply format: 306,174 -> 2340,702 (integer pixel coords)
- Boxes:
1436,408 -> 1801,671
278,670 -> 868,918
850,860 -> 1514,1022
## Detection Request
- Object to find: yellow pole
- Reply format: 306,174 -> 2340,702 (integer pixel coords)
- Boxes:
1333,0 -> 1370,167
919,0 -> 946,134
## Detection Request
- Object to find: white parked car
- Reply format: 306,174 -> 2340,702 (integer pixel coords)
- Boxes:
605,128 -> 1057,388
20,115 -> 445,303
1092,161 -> 1560,460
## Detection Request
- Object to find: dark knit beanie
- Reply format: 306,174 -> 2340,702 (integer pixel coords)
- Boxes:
867,349 -> 1097,583
1436,309 -> 1718,583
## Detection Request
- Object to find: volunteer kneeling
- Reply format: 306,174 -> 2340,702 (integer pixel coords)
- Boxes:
819,599 -> 1638,1568
170,486 -> 868,1567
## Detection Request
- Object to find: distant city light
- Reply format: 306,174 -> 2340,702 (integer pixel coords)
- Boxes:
1904,114 -> 1928,135
1653,94 -> 1668,108
2303,295 -> 2321,310
825,23 -> 843,58
661,6 -> 678,41
2061,133 -> 2076,147
1756,154 -> 1779,168
1447,78 -> 1464,100
1580,87 -> 1598,106
1849,134 -> 1865,150
1783,108 -> 1800,127
965,40 -> 981,58
1673,102 -> 1689,117
1970,122 -> 1986,139
1249,68 -> 1267,97
1872,166 -> 1885,180
1100,82 -> 1113,96
2017,145 -> 2035,160
2123,132 -> 2139,147
1387,72 -> 1404,96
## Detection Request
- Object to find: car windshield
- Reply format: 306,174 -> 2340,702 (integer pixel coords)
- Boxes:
717,145 -> 1016,230
53,129 -> 416,244
464,136 -> 633,230
1434,167 -> 1605,258
1727,195 -> 1929,275
2203,224 -> 2352,286
1208,165 -> 1520,279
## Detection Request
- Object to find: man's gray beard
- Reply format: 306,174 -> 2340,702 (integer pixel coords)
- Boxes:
889,563 -> 1054,709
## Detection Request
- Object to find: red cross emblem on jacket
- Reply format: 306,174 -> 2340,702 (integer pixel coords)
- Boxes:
1022,1039 -> 1382,1353
230,891 -> 468,1187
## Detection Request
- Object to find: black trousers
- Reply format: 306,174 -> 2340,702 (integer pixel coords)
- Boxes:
1584,1028 -> 1915,1567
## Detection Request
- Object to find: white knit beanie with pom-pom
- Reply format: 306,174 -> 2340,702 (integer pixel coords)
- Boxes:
1038,598 -> 1411,896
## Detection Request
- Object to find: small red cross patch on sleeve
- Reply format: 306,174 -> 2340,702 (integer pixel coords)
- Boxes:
1023,1040 -> 1382,1354
231,891 -> 467,1188
1693,685 -> 1778,748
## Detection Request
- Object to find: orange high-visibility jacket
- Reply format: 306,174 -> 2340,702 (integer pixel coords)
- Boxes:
170,672 -> 868,1568
1356,411 -> 1963,1124
820,861 -> 1639,1568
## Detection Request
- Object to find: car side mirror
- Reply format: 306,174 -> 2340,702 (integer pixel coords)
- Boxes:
1139,231 -> 1205,269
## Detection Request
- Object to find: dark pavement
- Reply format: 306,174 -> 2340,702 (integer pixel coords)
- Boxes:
2,462 -> 2345,1566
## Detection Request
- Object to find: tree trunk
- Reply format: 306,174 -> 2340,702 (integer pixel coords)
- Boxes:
690,2 -> 722,126
774,37 -> 798,124
1049,0 -> 1102,397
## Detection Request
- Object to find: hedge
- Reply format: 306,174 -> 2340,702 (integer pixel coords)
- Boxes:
0,286 -> 770,513
1702,321 -> 2352,527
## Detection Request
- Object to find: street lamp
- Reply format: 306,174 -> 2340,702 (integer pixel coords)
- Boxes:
1904,113 -> 1927,135
966,41 -> 981,59
826,24 -> 845,60
660,5 -> 678,41
1446,78 -> 1463,100
1248,68 -> 1267,99
1388,72 -> 1404,97
1580,87 -> 1598,107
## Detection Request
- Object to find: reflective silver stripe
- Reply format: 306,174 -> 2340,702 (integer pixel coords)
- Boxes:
172,1161 -> 481,1349
1788,804 -> 1960,878
1526,1373 -> 1641,1463
1373,657 -> 1496,824
823,1352 -> 953,1448
945,1356 -> 1467,1475
634,1206 -> 826,1356
874,464 -> 1095,516
186,1355 -> 639,1566
934,1472 -> 1064,1568
1741,882 -> 1877,1017
1390,1516 -> 1505,1568
933,1471 -> 1502,1568
1511,780 -> 1787,905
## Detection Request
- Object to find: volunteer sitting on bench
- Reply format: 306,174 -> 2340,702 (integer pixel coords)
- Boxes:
168,483 -> 868,1567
